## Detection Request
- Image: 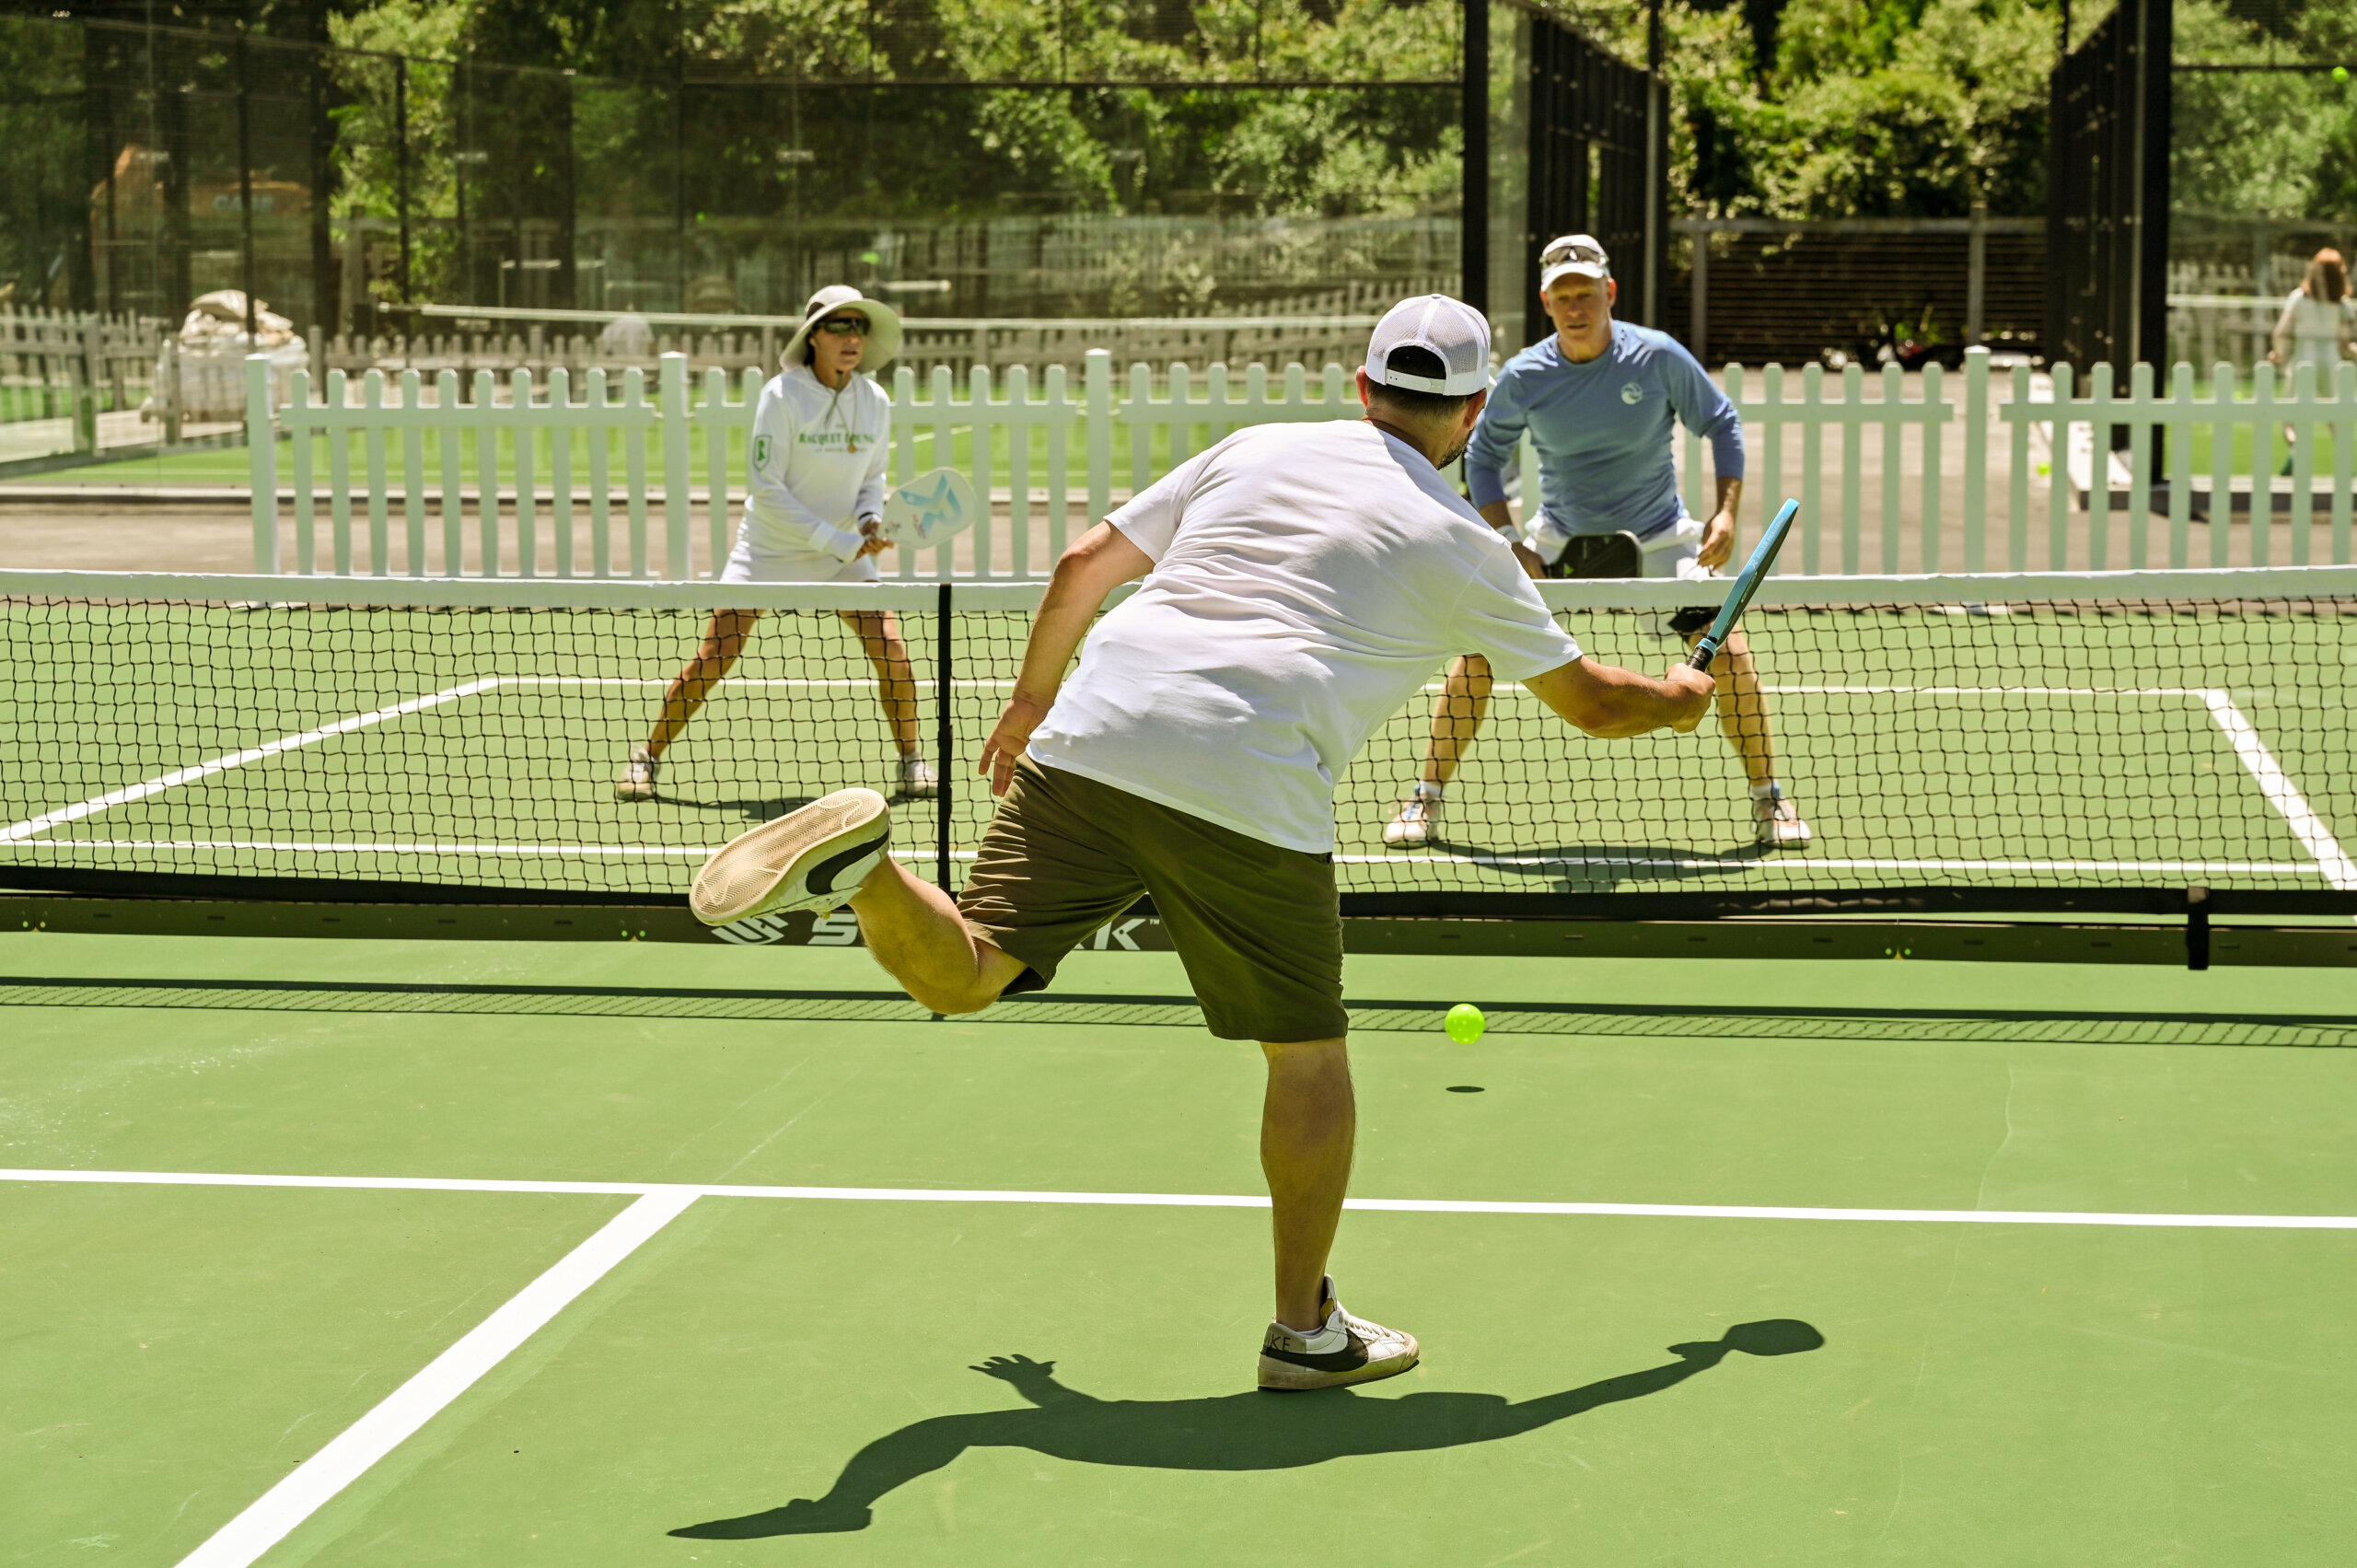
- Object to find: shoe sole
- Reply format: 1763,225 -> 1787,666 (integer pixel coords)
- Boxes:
1257,1342 -> 1421,1392
615,781 -> 656,802
691,788 -> 890,925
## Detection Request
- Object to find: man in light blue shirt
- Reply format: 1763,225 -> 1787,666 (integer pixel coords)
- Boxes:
1382,234 -> 1811,851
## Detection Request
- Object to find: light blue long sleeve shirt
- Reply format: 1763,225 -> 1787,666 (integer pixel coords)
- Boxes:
1464,323 -> 1743,540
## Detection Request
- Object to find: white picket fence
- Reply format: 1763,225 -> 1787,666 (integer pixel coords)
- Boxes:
1683,353 -> 2357,575
248,345 -> 2357,581
0,306 -> 174,457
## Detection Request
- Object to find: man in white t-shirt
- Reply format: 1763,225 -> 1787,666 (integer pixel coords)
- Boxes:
686,296 -> 1712,1400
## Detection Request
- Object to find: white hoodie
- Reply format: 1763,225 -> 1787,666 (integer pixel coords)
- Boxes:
739,362 -> 891,562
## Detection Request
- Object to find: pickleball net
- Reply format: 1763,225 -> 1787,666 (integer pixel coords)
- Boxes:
3,567 -> 2352,921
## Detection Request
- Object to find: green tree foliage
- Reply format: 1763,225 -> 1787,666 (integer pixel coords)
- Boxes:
2172,0 -> 2357,224
319,0 -> 1461,308
1659,0 -> 2061,218
0,16 -> 89,305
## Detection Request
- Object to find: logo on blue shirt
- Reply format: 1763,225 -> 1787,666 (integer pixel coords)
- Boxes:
1620,382 -> 1643,405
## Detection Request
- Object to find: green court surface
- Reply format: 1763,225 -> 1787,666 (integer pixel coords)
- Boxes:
6,595 -> 2351,904
6,934 -> 2355,1565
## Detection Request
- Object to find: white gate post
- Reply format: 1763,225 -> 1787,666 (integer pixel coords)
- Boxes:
247,352 -> 280,573
1962,346 -> 1990,571
1085,348 -> 1112,528
658,352 -> 691,580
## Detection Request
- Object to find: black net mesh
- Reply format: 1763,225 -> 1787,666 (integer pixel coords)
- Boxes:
4,580 -> 2353,917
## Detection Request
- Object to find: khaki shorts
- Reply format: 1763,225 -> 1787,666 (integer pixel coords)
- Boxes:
956,757 -> 1346,1042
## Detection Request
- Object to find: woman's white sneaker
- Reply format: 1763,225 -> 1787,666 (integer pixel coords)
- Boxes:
897,753 -> 939,798
615,746 -> 660,801
691,787 -> 891,925
1257,1276 -> 1419,1391
1382,784 -> 1444,847
1751,785 -> 1812,848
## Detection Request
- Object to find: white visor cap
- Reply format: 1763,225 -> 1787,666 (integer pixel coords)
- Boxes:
1363,294 -> 1492,396
1538,233 -> 1612,291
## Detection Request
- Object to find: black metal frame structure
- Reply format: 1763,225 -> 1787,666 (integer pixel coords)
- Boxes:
2045,0 -> 2172,376
6,889 -> 2351,970
1519,13 -> 1666,348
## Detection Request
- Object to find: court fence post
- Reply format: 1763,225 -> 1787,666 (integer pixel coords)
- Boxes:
247,352 -> 280,574
935,580 -> 954,893
1962,346 -> 1989,573
76,314 -> 100,456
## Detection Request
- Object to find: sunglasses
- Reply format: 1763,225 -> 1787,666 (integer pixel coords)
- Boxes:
816,316 -> 869,337
1542,241 -> 1607,266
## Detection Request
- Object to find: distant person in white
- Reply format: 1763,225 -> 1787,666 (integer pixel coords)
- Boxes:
598,308 -> 655,364
2270,249 -> 2354,472
714,296 -> 1714,1389
617,285 -> 934,802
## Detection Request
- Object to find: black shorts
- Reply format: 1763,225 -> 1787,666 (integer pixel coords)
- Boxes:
1542,532 -> 1713,635
955,758 -> 1347,1042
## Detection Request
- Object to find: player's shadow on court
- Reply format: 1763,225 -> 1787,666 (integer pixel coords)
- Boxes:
658,794 -> 819,823
1426,838 -> 1774,889
670,1318 -> 1822,1539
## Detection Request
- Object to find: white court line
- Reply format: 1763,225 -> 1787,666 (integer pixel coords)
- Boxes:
18,1159 -> 2347,1564
0,679 -> 501,844
1430,683 -> 2212,697
170,1187 -> 697,1568
1,841 -> 968,862
505,677 -> 1016,689
7,839 -> 713,857
7,1167 -> 2355,1231
2201,691 -> 2357,892
1332,853 -> 2323,874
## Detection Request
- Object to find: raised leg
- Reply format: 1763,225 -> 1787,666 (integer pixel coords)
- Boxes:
847,856 -> 1027,1016
1260,1037 -> 1355,1331
645,608 -> 762,758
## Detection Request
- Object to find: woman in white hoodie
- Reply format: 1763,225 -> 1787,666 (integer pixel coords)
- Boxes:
619,285 -> 935,802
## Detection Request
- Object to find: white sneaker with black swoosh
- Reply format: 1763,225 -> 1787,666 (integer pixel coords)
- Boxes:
691,788 -> 891,926
1257,1275 -> 1420,1391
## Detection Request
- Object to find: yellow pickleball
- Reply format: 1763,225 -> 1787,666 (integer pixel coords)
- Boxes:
1445,1003 -> 1487,1044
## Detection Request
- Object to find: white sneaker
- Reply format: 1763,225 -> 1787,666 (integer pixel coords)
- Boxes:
897,753 -> 938,799
1258,1275 -> 1420,1392
1753,790 -> 1812,848
1382,791 -> 1442,847
615,746 -> 660,802
691,787 -> 891,925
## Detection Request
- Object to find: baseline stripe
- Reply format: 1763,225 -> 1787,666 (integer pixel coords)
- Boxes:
0,679 -> 500,844
1431,684 -> 2210,698
7,1168 -> 2352,1230
1329,853 -> 2321,874
172,1189 -> 697,1568
2202,691 -> 2357,893
0,841 -> 973,862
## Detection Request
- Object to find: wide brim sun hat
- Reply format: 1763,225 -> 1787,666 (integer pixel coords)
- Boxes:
780,285 -> 903,374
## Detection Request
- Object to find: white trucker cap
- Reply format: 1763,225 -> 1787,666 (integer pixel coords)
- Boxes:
1363,294 -> 1492,396
1538,233 -> 1612,290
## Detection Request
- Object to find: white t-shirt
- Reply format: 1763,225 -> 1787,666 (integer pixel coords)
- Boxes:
2277,288 -> 2352,372
1027,421 -> 1584,854
739,364 -> 891,563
